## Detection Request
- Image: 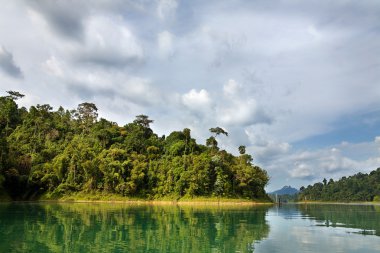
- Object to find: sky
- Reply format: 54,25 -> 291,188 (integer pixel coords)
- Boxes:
0,0 -> 380,192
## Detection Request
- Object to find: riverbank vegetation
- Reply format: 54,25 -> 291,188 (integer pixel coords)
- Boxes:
0,91 -> 270,202
298,168 -> 380,202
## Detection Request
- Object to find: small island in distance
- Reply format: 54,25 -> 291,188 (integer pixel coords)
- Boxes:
0,91 -> 271,203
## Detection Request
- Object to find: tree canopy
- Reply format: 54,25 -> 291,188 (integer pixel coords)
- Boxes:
6,91 -> 24,100
298,168 -> 380,202
133,114 -> 153,128
209,127 -> 228,137
238,145 -> 246,155
0,92 -> 270,201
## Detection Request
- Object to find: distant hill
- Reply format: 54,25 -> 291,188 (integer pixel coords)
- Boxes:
270,186 -> 299,195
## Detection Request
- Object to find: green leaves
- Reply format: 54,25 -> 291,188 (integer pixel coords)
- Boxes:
298,168 -> 380,202
238,145 -> 246,155
6,91 -> 24,100
133,114 -> 153,128
209,127 -> 228,137
0,93 -> 270,201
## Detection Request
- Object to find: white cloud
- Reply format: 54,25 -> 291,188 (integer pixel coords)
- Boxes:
218,79 -> 271,126
218,99 -> 259,126
223,79 -> 241,96
263,138 -> 380,190
37,53 -> 162,116
181,89 -> 212,112
307,25 -> 322,40
158,30 -> 174,58
43,56 -> 63,77
290,163 -> 314,179
75,15 -> 144,66
70,71 -> 161,107
157,0 -> 178,20
256,141 -> 291,160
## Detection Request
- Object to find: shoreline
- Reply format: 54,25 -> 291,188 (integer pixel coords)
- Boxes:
2,199 -> 380,206
294,201 -> 380,206
0,196 -> 273,206
33,192 -> 274,206
0,200 -> 273,206
42,199 -> 273,206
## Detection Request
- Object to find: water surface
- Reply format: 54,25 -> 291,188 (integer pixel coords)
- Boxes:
0,203 -> 379,252
256,204 -> 380,253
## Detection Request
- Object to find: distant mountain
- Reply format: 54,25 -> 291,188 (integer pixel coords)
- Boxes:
270,186 -> 299,195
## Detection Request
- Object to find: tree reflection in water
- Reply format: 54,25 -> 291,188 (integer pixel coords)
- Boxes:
0,203 -> 271,253
298,204 -> 380,236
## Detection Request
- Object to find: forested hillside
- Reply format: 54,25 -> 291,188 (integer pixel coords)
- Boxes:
298,168 -> 380,202
0,91 -> 270,201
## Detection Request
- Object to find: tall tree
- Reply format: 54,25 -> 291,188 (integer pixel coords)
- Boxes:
133,114 -> 153,128
206,136 -> 218,149
6,91 -> 24,100
183,128 -> 191,155
209,127 -> 228,137
76,102 -> 98,132
238,145 -> 246,155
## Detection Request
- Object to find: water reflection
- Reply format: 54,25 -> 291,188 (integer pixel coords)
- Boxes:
297,204 -> 380,236
0,203 -> 271,253
267,204 -> 380,236
253,204 -> 380,253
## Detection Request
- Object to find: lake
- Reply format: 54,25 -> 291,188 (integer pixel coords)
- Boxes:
0,203 -> 379,252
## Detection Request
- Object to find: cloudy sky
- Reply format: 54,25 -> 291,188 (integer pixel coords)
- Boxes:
1,0 -> 380,191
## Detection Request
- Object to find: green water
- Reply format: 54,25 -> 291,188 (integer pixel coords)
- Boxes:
0,203 -> 379,252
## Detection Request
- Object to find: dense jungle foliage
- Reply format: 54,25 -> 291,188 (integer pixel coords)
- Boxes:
298,168 -> 380,202
0,91 -> 270,201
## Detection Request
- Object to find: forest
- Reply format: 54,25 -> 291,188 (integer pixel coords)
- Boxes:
0,91 -> 270,201
298,168 -> 380,202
